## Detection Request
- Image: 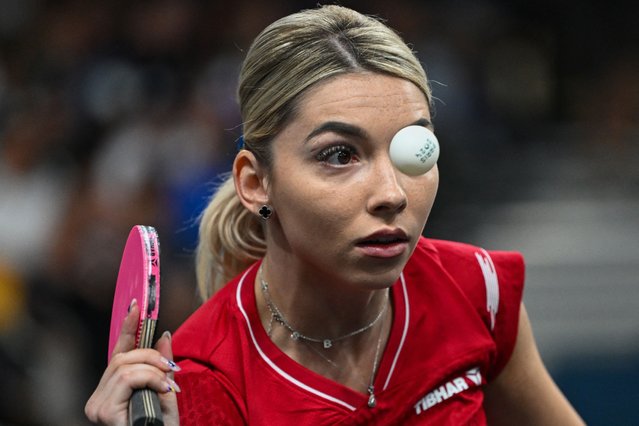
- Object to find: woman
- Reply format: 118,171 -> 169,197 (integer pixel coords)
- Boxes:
86,5 -> 584,425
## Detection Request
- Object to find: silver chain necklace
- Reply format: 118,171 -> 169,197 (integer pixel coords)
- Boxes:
258,266 -> 388,408
259,269 -> 388,349
301,318 -> 386,408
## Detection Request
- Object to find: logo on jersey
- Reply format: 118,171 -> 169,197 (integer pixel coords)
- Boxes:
475,250 -> 499,331
413,368 -> 483,415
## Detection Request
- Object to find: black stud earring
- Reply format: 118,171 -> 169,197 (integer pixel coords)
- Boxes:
258,205 -> 273,220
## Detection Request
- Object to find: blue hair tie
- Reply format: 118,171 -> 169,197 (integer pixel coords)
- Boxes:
236,135 -> 245,151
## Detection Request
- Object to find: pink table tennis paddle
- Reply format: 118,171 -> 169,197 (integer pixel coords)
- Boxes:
109,225 -> 163,425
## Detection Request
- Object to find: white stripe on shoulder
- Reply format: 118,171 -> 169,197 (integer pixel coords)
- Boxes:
383,272 -> 410,390
235,265 -> 357,411
474,249 -> 499,331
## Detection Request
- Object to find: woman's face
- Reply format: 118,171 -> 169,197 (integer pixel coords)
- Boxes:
265,72 -> 438,290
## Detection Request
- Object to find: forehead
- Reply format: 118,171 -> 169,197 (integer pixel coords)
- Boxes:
295,73 -> 430,127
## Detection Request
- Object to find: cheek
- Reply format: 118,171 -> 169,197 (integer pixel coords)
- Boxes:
279,187 -> 361,233
272,179 -> 370,253
407,168 -> 439,216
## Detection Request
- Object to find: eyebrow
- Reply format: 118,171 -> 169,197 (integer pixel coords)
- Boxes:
304,121 -> 368,143
304,117 -> 434,143
413,117 -> 434,131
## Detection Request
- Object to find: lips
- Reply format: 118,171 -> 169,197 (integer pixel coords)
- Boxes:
358,228 -> 409,244
356,229 -> 410,258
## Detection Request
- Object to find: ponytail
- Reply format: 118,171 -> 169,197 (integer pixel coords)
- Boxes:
195,176 -> 266,300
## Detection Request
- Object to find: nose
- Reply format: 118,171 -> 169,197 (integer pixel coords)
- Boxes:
366,156 -> 408,216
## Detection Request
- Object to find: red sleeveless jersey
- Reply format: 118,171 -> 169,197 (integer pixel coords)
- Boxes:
173,237 -> 524,425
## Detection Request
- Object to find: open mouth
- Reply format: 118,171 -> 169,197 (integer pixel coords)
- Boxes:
357,229 -> 409,246
356,230 -> 409,258
357,235 -> 408,246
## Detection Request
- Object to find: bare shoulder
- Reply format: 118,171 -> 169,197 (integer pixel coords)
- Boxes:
483,304 -> 585,425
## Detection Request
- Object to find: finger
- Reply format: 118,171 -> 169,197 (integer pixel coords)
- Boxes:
158,382 -> 180,425
155,331 -> 178,378
109,363 -> 177,395
155,331 -> 181,423
108,348 -> 180,376
111,299 -> 140,358
97,363 -> 176,412
86,364 -> 176,424
86,362 -> 165,423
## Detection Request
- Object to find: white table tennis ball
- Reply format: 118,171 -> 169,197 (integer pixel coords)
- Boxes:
389,125 -> 440,175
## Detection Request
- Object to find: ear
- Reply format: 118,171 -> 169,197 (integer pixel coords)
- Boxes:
233,150 -> 269,215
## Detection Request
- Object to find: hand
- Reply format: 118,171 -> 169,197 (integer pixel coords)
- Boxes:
85,300 -> 180,425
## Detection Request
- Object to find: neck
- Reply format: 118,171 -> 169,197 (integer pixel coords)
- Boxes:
255,255 -> 393,394
256,256 -> 392,340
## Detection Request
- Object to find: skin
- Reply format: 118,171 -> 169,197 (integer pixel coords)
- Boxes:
85,300 -> 180,425
86,72 -> 584,424
235,72 -> 438,391
484,306 -> 585,425
260,72 -> 437,299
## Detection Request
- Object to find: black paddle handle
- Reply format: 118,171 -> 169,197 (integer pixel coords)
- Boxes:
129,388 -> 164,426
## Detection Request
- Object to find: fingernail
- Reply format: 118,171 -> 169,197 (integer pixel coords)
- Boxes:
161,356 -> 181,372
162,330 -> 172,342
166,377 -> 181,393
128,299 -> 138,313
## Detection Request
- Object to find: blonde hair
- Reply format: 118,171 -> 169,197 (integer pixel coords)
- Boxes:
196,5 -> 432,300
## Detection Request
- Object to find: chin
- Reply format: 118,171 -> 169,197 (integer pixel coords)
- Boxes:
353,266 -> 404,290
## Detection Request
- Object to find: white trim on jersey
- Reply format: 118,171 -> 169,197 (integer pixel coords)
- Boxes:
235,266 -> 410,411
383,272 -> 409,391
474,249 -> 499,331
235,265 -> 357,411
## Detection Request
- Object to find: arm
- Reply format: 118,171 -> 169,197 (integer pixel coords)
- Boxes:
483,304 -> 585,425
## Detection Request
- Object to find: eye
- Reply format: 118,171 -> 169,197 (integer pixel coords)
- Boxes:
316,145 -> 358,166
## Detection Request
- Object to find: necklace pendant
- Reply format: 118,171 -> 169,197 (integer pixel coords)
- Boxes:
367,393 -> 376,408
323,339 -> 332,349
291,331 -> 300,340
367,386 -> 376,408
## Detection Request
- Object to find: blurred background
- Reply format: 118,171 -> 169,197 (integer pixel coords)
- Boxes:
0,0 -> 636,424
